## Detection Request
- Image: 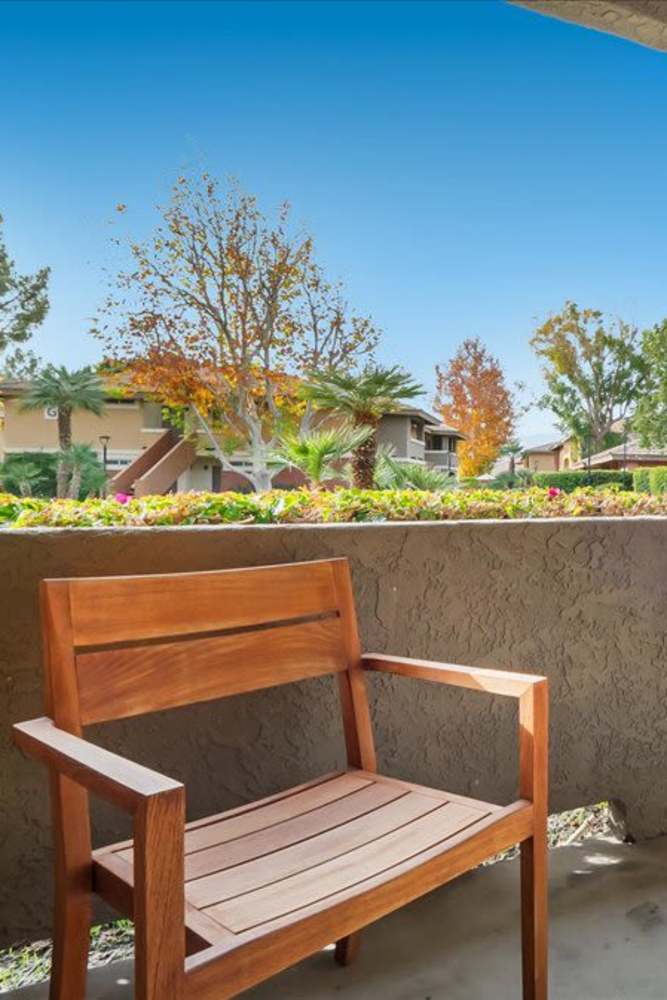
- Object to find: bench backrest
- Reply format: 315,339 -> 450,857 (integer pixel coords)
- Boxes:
40,558 -> 375,769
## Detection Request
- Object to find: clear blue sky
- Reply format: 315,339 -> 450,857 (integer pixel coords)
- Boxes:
3,0 -> 667,440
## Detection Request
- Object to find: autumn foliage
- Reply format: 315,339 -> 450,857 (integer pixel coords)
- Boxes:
94,174 -> 380,490
435,337 -> 514,477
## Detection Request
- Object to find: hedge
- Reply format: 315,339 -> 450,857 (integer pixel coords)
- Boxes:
532,470 -> 633,493
632,468 -> 653,493
1,487 -> 666,529
649,467 -> 667,496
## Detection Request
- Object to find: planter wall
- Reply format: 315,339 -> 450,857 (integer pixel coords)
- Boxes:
2,518 -> 666,944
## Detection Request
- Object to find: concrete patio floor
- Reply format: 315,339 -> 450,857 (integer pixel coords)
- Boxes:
7,834 -> 667,999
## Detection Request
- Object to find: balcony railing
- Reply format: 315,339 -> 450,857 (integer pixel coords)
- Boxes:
425,450 -> 457,470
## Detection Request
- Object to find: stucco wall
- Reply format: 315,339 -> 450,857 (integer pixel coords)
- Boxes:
0,396 -> 163,456
2,518 -> 667,945
376,414 -> 410,456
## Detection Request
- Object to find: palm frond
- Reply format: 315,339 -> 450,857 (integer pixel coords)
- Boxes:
301,365 -> 424,422
21,365 -> 106,416
273,425 -> 372,486
374,447 -> 454,491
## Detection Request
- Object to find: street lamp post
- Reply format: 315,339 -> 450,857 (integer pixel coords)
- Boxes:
99,434 -> 110,472
99,435 -> 111,495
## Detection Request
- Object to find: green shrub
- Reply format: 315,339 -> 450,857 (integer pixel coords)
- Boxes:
533,469 -> 633,493
649,467 -> 667,496
632,468 -> 653,493
0,485 -> 665,528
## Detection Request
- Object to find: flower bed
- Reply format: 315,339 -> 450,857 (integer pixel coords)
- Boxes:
2,486 -> 667,528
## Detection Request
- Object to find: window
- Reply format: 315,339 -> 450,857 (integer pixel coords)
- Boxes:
410,419 -> 423,441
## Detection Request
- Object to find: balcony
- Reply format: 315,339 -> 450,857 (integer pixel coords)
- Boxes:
425,448 -> 457,470
2,516 -> 666,998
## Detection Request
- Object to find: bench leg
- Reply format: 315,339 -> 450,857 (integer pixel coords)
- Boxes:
334,931 -> 362,966
49,778 -> 91,1000
520,835 -> 548,999
49,873 -> 91,999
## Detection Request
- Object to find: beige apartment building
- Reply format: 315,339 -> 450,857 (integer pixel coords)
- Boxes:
0,381 -> 166,470
522,427 -> 667,473
0,380 -> 463,495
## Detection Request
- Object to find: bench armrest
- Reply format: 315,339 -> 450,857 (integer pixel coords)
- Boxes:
13,716 -> 183,814
362,654 -> 548,809
362,654 -> 546,698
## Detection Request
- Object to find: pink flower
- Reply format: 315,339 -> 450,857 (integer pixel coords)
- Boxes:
114,492 -> 131,505
547,487 -> 561,498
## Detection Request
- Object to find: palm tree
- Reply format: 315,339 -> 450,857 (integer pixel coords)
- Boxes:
301,366 -> 424,488
500,438 -> 524,484
22,366 -> 105,496
59,444 -> 107,499
0,457 -> 44,497
273,425 -> 372,488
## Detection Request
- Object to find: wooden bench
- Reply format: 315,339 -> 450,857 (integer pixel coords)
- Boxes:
13,557 -> 548,999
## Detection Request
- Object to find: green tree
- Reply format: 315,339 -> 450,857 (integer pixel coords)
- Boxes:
59,444 -> 107,499
0,214 -> 49,373
633,320 -> 667,447
273,425 -> 372,488
500,438 -> 523,481
95,174 -> 379,491
21,366 -> 105,496
531,302 -> 647,453
301,365 -> 423,489
0,456 -> 45,497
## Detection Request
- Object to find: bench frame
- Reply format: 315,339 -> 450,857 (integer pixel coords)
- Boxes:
13,558 -> 548,999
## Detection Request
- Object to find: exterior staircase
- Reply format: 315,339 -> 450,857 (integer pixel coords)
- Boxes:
108,429 -> 197,497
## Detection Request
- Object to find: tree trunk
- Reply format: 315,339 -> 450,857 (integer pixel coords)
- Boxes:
56,461 -> 69,499
192,406 -> 260,491
247,414 -> 276,492
57,408 -> 72,451
56,407 -> 72,499
67,467 -> 82,500
509,455 -> 516,476
351,425 -> 378,490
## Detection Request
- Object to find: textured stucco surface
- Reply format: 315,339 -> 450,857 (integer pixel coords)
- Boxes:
511,0 -> 667,53
2,518 -> 667,945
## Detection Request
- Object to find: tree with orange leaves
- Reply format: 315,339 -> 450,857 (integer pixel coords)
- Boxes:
94,174 -> 379,490
434,338 -> 515,478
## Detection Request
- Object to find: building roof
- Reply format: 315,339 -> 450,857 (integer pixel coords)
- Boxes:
575,437 -> 667,469
522,440 -> 562,455
424,422 -> 463,436
387,406 -> 440,424
385,407 -> 465,439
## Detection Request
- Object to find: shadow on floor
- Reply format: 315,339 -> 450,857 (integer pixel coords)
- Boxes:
7,835 -> 667,1000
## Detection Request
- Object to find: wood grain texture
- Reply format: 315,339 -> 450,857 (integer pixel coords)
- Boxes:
134,788 -> 186,1000
184,801 -> 534,1000
332,560 -> 376,772
186,791 -> 439,908
76,615 -> 347,724
139,783 -> 401,884
64,559 -> 341,646
93,771 -> 503,950
39,583 -> 91,1000
14,558 -> 549,999
520,679 -> 549,1000
363,653 -> 545,698
13,717 -> 182,812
